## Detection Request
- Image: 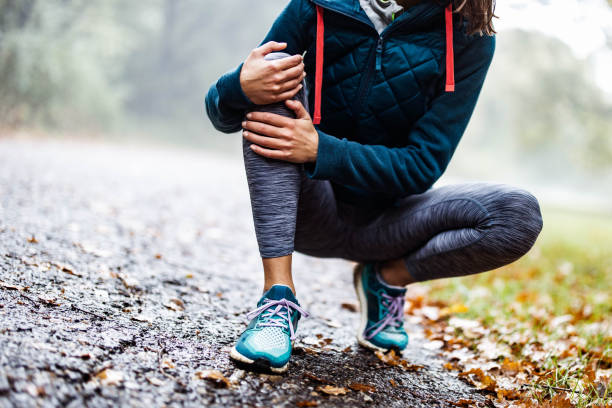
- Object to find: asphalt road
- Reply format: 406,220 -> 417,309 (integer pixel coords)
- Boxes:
0,138 -> 489,407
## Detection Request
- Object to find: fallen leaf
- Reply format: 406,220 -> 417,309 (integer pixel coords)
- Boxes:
161,359 -> 174,369
501,358 -> 521,376
316,385 -> 349,396
304,372 -> 329,384
540,394 -> 573,408
583,359 -> 597,385
348,382 -> 376,393
27,236 -> 38,244
96,368 -> 123,386
38,295 -> 60,306
164,298 -> 185,312
440,303 -> 469,317
118,274 -> 139,288
228,369 -> 245,384
375,349 -> 401,367
52,262 -> 82,277
389,379 -> 397,387
195,370 -> 230,388
449,399 -> 478,407
259,374 -> 283,382
131,314 -> 153,323
296,401 -> 318,407
146,377 -> 164,386
295,346 -> 320,355
340,302 -> 358,312
323,319 -> 342,328
302,336 -> 320,346
458,368 -> 497,391
496,388 -> 522,400
375,349 -> 423,371
0,281 -> 23,291
444,362 -> 459,371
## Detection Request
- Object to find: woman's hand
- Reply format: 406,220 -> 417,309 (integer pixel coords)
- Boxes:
240,41 -> 306,105
242,99 -> 318,163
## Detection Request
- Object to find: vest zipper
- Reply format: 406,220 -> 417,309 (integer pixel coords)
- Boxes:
310,1 -> 435,116
375,38 -> 383,71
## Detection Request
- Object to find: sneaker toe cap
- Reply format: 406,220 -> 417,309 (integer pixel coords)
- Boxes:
371,330 -> 409,350
235,329 -> 292,367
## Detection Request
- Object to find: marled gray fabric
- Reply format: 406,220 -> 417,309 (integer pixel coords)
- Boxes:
242,53 -> 543,280
242,52 -> 308,258
293,179 -> 543,281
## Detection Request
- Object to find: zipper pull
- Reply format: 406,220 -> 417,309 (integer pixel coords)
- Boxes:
375,38 -> 383,71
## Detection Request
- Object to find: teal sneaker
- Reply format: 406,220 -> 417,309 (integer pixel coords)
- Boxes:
229,285 -> 308,373
354,263 -> 409,352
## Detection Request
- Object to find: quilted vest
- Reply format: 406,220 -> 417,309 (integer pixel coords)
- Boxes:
304,0 -> 456,144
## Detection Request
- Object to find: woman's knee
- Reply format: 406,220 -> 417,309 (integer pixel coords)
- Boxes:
486,186 -> 543,260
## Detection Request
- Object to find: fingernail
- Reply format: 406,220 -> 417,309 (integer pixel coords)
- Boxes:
246,113 -> 252,119
243,131 -> 248,136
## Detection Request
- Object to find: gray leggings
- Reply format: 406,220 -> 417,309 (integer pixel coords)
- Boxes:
242,53 -> 543,282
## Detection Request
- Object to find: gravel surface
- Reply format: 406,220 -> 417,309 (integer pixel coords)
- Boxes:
0,138 -> 490,407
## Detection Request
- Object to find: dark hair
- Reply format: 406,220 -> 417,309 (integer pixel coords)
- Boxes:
453,0 -> 497,35
397,0 -> 497,35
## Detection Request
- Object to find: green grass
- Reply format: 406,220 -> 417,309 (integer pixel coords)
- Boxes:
426,207 -> 612,324
424,207 -> 612,407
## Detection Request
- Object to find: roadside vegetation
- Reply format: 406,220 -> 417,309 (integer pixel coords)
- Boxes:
409,208 -> 612,407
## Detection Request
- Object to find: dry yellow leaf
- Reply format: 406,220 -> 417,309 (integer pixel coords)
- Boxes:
195,370 -> 230,388
440,303 -> 469,317
316,385 -> 349,396
96,368 -> 123,386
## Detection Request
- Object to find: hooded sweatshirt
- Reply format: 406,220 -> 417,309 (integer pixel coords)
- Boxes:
205,0 -> 495,207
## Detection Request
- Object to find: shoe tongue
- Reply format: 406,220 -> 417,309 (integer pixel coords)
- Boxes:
262,285 -> 298,304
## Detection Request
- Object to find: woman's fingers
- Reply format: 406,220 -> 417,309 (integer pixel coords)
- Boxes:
242,120 -> 285,139
277,63 -> 304,83
249,144 -> 288,160
246,111 -> 294,128
275,72 -> 306,94
271,54 -> 303,71
274,83 -> 303,102
243,130 -> 286,150
256,41 -> 288,57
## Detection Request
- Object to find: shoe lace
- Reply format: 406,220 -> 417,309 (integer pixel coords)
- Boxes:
364,292 -> 405,340
246,299 -> 309,341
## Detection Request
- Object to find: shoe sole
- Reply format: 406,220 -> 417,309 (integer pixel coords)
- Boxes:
353,263 -> 391,353
229,346 -> 289,374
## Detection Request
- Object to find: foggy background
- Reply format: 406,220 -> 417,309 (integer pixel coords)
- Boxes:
1,0 -> 611,212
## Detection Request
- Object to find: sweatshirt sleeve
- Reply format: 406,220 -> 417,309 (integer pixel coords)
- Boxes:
305,34 -> 496,195
205,0 -> 315,133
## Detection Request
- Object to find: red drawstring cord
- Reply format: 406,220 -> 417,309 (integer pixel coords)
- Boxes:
445,3 -> 455,92
313,5 -> 324,125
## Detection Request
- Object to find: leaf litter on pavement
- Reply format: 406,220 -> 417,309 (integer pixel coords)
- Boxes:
407,210 -> 612,407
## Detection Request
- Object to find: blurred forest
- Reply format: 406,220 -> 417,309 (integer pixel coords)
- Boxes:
1,0 -> 611,198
